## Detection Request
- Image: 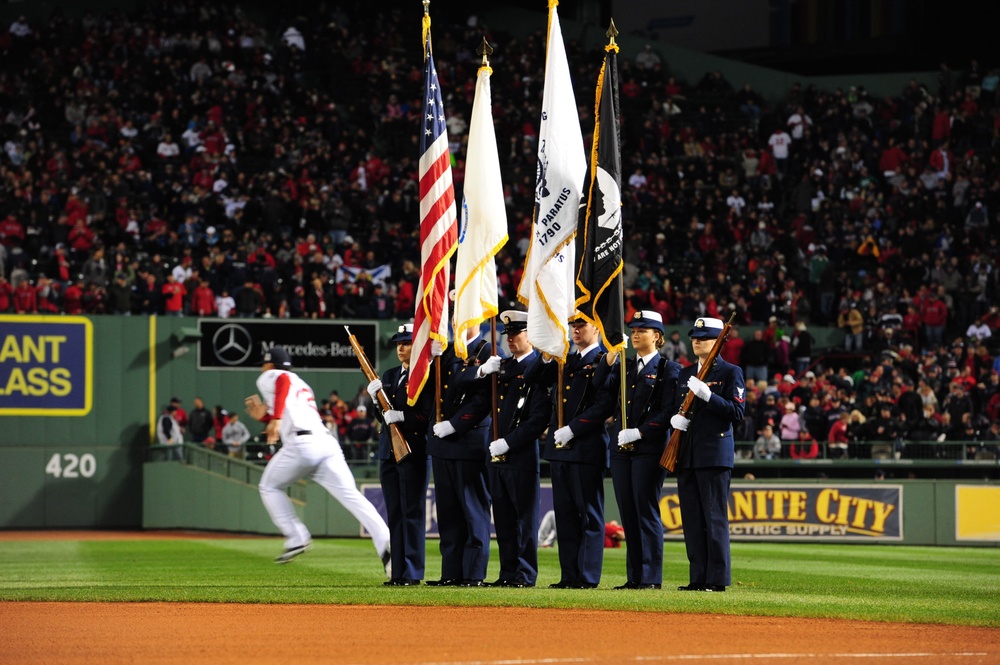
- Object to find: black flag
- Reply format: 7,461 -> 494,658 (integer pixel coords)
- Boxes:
576,44 -> 624,353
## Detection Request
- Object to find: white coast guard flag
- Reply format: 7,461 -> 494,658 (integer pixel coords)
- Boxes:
516,0 -> 586,361
453,63 -> 509,359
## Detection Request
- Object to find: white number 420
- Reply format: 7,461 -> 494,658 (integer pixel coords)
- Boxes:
45,453 -> 97,479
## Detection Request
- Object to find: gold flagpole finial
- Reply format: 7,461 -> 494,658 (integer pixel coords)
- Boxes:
605,19 -> 619,53
477,37 -> 494,66
423,0 -> 430,16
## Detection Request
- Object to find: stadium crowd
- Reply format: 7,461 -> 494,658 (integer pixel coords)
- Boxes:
1,1 -> 999,453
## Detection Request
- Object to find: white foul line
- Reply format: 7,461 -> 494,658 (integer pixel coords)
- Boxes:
349,653 -> 991,665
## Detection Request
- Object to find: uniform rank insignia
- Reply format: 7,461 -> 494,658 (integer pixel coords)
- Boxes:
734,386 -> 745,403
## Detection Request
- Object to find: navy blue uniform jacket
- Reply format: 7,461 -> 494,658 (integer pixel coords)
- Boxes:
490,351 -> 552,468
426,338 -> 493,460
527,349 -> 613,465
374,364 -> 430,461
675,358 -> 746,469
597,355 -> 680,456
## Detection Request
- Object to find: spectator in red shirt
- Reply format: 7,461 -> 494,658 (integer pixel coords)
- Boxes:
0,214 -> 25,247
64,190 -> 89,225
35,277 -> 61,314
162,273 -> 187,316
63,278 -> 86,314
878,137 -> 908,177
68,219 -> 96,256
296,233 -> 321,258
248,244 -> 276,270
928,140 -> 954,180
170,397 -> 188,431
0,276 -> 14,311
13,279 -> 38,313
920,290 -> 948,348
189,279 -> 216,317
720,326 -> 745,366
826,411 -> 851,459
931,105 -> 951,145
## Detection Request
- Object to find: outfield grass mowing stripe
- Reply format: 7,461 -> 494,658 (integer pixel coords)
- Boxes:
1,537 -> 998,626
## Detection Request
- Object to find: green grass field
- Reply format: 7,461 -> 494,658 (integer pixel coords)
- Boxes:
1,537 -> 998,628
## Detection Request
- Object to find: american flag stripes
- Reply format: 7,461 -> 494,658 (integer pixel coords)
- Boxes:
408,28 -> 458,406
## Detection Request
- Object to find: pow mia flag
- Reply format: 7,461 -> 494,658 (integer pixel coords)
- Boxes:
576,42 -> 625,354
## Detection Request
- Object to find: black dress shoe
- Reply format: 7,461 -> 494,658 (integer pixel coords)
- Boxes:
484,579 -> 507,587
613,582 -> 639,590
425,578 -> 460,586
635,583 -> 662,589
549,582 -> 569,589
701,584 -> 726,592
383,579 -> 420,586
458,579 -> 484,587
507,581 -> 534,588
677,584 -> 704,591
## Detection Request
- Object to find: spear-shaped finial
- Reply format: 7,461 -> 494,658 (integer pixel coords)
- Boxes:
606,19 -> 618,46
477,37 -> 494,66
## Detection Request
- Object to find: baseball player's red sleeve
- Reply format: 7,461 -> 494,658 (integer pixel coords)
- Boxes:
272,373 -> 291,419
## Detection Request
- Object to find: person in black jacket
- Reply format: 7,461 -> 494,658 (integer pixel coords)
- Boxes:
597,310 -> 680,590
485,310 -> 552,587
187,396 -> 214,444
367,323 -> 432,586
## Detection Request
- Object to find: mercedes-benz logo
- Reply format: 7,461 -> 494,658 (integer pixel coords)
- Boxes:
212,324 -> 253,366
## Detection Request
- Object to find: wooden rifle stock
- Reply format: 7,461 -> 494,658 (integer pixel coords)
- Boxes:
345,326 -> 411,462
660,312 -> 736,472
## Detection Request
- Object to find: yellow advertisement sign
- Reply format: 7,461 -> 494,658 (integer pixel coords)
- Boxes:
955,485 -> 1000,542
660,483 -> 903,541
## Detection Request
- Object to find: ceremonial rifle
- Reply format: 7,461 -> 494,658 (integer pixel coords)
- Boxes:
345,326 -> 411,462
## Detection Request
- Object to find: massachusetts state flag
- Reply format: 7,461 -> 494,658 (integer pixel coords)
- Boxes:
576,43 -> 625,354
516,0 -> 586,362
453,59 -> 508,359
408,18 -> 458,406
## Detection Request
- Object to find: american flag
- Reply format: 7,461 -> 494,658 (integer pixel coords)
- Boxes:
408,30 -> 458,407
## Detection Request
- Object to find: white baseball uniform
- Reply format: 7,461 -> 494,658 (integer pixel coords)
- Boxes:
255,368 -> 390,558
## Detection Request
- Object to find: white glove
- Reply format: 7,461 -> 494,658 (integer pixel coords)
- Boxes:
618,428 -> 642,447
688,376 -> 712,402
489,439 -> 510,456
477,355 -> 502,378
431,340 -> 443,357
432,421 -> 455,438
552,426 -> 575,445
670,414 -> 690,431
366,378 -> 383,400
383,409 -> 404,424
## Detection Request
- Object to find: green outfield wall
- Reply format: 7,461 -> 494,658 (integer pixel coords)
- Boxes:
140,451 -> 999,547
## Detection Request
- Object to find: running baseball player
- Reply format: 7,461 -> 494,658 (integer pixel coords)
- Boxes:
247,346 -> 391,577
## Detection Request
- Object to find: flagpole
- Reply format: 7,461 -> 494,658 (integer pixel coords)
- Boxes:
604,19 -> 630,438
557,365 -> 563,428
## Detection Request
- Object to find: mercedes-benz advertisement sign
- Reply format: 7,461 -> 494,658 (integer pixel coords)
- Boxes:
197,320 -> 378,371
